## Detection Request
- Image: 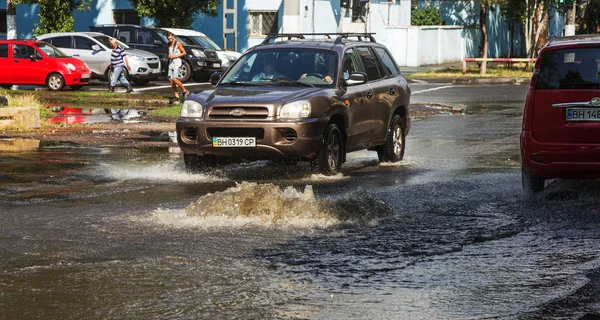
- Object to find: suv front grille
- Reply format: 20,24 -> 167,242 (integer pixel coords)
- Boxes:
207,128 -> 265,140
207,106 -> 269,120
206,51 -> 218,59
148,62 -> 159,69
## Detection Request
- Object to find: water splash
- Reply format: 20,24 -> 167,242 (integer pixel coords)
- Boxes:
143,182 -> 394,229
97,159 -> 224,183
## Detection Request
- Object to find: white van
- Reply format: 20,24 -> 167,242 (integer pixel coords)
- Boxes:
160,28 -> 241,73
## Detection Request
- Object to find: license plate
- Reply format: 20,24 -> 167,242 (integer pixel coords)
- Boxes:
566,108 -> 600,121
81,73 -> 91,79
212,137 -> 256,147
213,63 -> 221,68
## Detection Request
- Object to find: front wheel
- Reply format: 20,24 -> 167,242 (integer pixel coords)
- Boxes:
522,167 -> 545,197
178,60 -> 192,83
311,123 -> 343,175
377,114 -> 406,163
46,73 -> 65,91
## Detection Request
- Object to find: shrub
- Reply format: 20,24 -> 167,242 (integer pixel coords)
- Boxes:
411,5 -> 443,26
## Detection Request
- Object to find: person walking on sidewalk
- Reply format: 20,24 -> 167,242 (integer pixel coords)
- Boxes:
167,32 -> 189,104
109,37 -> 133,93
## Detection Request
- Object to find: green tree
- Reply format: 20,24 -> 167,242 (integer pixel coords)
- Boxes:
129,0 -> 220,28
16,0 -> 91,36
410,5 -> 443,26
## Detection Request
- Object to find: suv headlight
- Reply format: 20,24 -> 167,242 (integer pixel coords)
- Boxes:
180,100 -> 203,118
279,100 -> 311,119
129,55 -> 144,61
191,49 -> 206,58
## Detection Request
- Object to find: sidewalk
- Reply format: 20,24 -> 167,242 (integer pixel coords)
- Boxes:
402,61 -> 531,85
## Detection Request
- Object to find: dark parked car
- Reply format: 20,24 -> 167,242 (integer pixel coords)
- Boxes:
89,24 -> 222,83
521,34 -> 600,195
176,33 -> 411,175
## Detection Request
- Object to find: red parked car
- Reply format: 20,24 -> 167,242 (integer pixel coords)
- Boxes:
0,39 -> 91,91
521,34 -> 600,195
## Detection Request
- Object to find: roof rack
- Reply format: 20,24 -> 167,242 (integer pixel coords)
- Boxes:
261,33 -> 376,45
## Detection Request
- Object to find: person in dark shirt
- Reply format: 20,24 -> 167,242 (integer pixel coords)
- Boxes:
109,37 -> 133,93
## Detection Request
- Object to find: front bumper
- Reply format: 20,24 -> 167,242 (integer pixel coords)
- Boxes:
176,118 -> 329,160
521,130 -> 600,179
188,56 -> 223,74
129,59 -> 161,80
64,72 -> 92,85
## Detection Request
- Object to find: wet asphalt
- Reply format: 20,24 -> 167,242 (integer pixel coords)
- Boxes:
1,83 -> 600,319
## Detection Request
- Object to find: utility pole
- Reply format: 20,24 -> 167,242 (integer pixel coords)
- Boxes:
282,0 -> 300,34
565,0 -> 576,36
222,0 -> 237,51
7,0 -> 17,40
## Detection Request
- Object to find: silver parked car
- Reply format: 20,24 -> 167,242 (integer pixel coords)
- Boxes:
37,32 -> 161,85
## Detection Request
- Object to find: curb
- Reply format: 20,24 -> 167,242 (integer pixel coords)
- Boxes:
408,77 -> 530,85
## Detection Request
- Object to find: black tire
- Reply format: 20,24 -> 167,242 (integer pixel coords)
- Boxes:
192,72 -> 211,83
46,73 -> 65,91
132,79 -> 150,86
311,123 -> 343,175
377,114 -> 406,163
522,166 -> 545,197
178,60 -> 192,83
107,68 -> 130,84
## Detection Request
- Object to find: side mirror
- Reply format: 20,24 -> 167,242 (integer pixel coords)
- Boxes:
153,39 -> 163,46
210,72 -> 223,85
345,72 -> 367,86
91,44 -> 101,51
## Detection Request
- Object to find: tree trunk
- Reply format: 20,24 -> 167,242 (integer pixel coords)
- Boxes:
479,2 -> 488,75
7,0 -> 17,40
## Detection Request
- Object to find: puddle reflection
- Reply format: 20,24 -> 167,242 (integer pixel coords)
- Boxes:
48,106 -> 147,124
0,138 -> 40,152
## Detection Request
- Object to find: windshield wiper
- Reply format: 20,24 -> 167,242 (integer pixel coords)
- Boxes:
264,79 -> 315,87
221,81 -> 261,86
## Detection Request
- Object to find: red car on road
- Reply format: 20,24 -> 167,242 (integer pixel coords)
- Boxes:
521,34 -> 600,195
0,39 -> 91,91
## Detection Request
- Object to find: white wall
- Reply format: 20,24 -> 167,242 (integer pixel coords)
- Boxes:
380,26 -> 474,66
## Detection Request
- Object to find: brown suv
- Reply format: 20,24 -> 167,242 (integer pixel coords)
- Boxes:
176,33 -> 411,175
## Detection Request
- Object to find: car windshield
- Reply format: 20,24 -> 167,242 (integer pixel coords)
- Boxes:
537,48 -> 600,90
220,48 -> 338,87
191,36 -> 221,50
92,35 -> 130,49
35,42 -> 68,58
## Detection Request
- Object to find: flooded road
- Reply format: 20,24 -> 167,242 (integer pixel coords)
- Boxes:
2,84 -> 600,319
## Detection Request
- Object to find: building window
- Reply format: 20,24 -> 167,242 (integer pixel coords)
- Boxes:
0,10 -> 7,34
249,11 -> 278,36
411,0 -> 418,10
113,10 -> 139,25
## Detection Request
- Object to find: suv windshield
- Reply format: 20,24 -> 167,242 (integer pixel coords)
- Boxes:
35,42 -> 68,58
221,48 -> 338,87
92,35 -> 130,49
191,36 -> 220,50
537,48 -> 600,89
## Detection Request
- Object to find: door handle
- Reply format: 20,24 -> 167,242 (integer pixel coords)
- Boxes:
389,88 -> 396,95
366,91 -> 373,99
73,54 -> 79,57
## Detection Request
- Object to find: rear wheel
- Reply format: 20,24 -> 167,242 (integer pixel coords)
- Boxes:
46,73 -> 65,91
377,114 -> 406,163
178,60 -> 192,83
522,166 -> 545,197
311,123 -> 343,175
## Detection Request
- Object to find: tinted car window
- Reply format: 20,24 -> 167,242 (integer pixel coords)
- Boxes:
12,44 -> 35,59
175,35 -> 196,46
374,47 -> 399,76
0,44 -> 8,58
222,48 -> 337,86
75,36 -> 96,50
138,29 -> 160,45
50,36 -> 72,49
342,48 -> 360,79
117,27 -> 134,43
356,46 -> 382,81
537,48 -> 600,90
